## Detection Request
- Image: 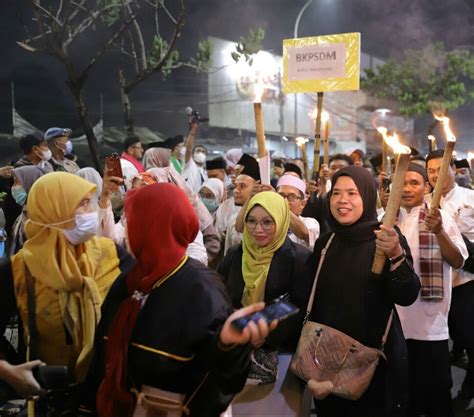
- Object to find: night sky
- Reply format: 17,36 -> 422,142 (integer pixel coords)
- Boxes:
0,0 -> 473,146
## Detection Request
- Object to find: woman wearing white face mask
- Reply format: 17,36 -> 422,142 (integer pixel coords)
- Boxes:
8,166 -> 45,256
0,172 -> 134,409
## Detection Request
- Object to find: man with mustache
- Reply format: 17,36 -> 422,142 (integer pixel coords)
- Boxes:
395,162 -> 467,417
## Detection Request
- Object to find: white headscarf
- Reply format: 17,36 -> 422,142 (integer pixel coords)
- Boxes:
199,178 -> 225,204
76,167 -> 103,205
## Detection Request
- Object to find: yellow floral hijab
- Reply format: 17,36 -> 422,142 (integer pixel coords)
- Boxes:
12,172 -> 109,380
241,192 -> 290,306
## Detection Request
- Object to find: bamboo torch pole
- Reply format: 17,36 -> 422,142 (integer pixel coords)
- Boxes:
429,116 -> 456,213
372,130 -> 412,275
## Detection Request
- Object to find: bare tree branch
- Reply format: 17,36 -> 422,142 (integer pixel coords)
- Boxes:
157,0 -> 178,25
79,13 -> 137,85
124,10 -> 184,93
57,0 -> 64,19
31,0 -> 64,28
67,2 -> 127,45
125,2 -> 147,72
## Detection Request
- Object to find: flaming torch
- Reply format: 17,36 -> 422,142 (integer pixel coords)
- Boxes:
430,115 -> 456,213
372,128 -> 412,275
428,135 -> 438,152
253,81 -> 270,184
296,136 -> 309,180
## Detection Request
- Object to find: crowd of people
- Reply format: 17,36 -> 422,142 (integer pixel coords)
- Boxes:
0,122 -> 472,417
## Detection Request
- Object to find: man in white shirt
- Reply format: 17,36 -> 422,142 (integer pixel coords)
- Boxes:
396,163 -> 467,417
276,174 -> 319,250
120,135 -> 145,189
182,122 -> 208,193
214,154 -> 260,255
426,150 -> 474,401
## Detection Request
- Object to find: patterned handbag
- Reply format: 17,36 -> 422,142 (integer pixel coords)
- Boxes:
290,234 -> 393,401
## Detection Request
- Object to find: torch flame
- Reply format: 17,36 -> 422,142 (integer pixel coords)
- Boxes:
377,127 -> 411,155
309,109 -> 329,122
295,136 -> 309,147
428,135 -> 436,141
253,80 -> 265,104
434,115 -> 456,143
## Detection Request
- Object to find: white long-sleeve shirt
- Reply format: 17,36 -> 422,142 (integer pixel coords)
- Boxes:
98,204 -> 209,265
214,197 -> 242,254
288,216 -> 320,251
426,184 -> 474,287
396,205 -> 468,341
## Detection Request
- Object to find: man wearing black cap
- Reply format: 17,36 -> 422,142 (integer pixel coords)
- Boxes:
426,150 -> 474,403
396,162 -> 467,417
206,157 -> 227,182
215,154 -> 260,255
454,159 -> 472,189
162,135 -> 185,174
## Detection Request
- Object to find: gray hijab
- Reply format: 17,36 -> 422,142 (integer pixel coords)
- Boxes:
13,166 -> 45,193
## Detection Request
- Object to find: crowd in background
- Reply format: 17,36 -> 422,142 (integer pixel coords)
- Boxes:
0,122 -> 472,417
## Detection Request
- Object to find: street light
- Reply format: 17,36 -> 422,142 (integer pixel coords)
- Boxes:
293,0 -> 313,146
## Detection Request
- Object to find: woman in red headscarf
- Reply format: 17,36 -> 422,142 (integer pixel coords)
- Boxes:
93,183 -> 275,417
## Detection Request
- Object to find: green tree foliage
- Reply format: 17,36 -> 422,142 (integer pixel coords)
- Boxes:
231,28 -> 265,65
189,39 -> 213,72
362,43 -> 474,117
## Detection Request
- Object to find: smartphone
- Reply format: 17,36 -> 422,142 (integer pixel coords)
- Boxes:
33,365 -> 69,390
231,293 -> 299,332
381,177 -> 391,193
105,153 -> 124,179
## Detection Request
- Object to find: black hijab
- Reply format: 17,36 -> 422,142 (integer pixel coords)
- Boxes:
307,166 -> 385,344
327,166 -> 379,241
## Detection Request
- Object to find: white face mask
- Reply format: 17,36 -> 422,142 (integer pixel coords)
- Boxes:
193,152 -> 206,165
38,148 -> 52,161
63,212 -> 99,245
179,147 -> 186,158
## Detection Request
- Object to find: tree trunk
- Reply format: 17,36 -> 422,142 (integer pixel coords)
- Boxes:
119,68 -> 134,134
69,84 -> 103,175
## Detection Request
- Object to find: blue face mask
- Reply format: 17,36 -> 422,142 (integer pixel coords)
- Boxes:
11,186 -> 28,206
65,140 -> 73,155
201,197 -> 219,214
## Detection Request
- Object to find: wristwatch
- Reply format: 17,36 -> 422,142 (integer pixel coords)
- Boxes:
389,249 -> 406,265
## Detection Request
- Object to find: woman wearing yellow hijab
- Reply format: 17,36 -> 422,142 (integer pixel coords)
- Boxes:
218,191 -> 312,416
0,172 -> 133,402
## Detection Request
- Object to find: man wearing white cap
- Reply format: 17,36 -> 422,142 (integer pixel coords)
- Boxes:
276,174 -> 320,250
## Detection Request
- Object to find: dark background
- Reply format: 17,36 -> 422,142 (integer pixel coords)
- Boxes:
0,0 -> 473,150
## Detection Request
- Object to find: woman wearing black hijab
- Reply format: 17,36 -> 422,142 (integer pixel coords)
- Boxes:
301,166 -> 420,417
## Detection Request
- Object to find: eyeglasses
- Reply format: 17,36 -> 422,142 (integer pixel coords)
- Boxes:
246,218 -> 275,231
199,192 -> 215,199
278,192 -> 303,203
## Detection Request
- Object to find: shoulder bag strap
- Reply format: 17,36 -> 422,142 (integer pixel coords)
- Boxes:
302,233 -> 395,349
380,310 -> 394,352
303,233 -> 335,324
25,267 -> 39,361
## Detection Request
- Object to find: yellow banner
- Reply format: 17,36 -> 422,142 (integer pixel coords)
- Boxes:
283,32 -> 360,93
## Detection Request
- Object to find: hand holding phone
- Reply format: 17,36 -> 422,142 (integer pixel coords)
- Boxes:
231,293 -> 299,332
105,153 -> 124,179
33,365 -> 69,390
